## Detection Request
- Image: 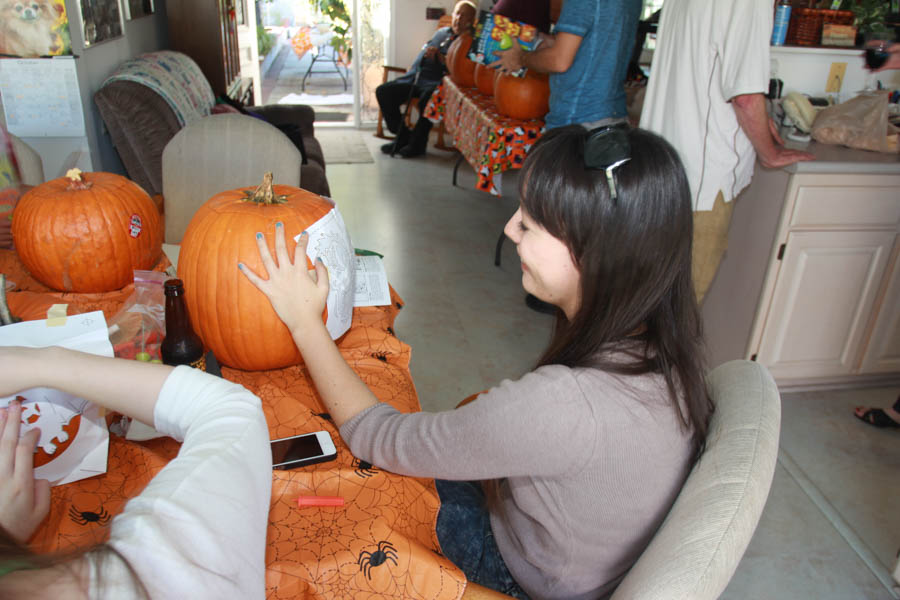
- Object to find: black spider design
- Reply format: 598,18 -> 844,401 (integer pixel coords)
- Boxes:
371,351 -> 388,362
315,412 -> 333,421
69,506 -> 111,526
386,327 -> 395,337
358,540 -> 398,579
352,458 -> 378,478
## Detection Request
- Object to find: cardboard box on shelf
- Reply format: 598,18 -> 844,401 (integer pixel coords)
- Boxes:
821,23 -> 857,47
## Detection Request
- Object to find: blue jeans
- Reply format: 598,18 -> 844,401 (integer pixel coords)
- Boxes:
435,479 -> 530,599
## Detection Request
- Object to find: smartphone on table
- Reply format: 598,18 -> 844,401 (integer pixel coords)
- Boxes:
271,430 -> 337,470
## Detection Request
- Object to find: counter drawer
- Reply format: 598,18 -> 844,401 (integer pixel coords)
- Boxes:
789,177 -> 900,229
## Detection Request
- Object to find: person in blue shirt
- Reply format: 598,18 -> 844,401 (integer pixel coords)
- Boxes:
494,0 -> 641,130
377,1 -> 476,158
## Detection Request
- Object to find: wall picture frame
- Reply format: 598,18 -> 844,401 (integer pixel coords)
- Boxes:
0,0 -> 73,57
78,0 -> 124,47
123,0 -> 155,20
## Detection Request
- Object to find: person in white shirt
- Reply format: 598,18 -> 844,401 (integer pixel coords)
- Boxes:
0,347 -> 271,599
640,0 -> 814,303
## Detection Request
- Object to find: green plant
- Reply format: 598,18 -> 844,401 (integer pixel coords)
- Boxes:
257,24 -> 276,57
310,0 -> 352,60
850,0 -> 891,33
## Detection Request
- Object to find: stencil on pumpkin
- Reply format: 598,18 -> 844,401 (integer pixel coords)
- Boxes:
302,207 -> 356,339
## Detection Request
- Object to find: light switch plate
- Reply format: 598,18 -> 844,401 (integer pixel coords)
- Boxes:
825,62 -> 847,93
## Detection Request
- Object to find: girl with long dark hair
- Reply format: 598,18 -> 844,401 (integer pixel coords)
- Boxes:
242,125 -> 713,599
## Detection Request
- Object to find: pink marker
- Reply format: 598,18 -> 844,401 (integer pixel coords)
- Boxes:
296,495 -> 344,508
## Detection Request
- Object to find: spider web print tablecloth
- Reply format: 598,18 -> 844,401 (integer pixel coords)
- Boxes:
2,249 -> 468,599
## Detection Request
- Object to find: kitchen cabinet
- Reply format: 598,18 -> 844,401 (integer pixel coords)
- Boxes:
859,246 -> 900,374
702,147 -> 900,388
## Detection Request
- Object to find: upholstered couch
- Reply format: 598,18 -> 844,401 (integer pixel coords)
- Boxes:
94,50 -> 330,198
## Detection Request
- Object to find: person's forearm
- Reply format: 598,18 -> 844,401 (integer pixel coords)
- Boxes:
732,92 -> 815,168
732,93 -> 776,158
497,31 -> 580,75
10,347 -> 171,425
521,45 -> 570,73
290,322 -> 379,428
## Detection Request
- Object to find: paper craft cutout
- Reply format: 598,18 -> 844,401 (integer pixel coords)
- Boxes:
0,309 -> 112,485
21,397 -> 81,465
298,207 -> 356,339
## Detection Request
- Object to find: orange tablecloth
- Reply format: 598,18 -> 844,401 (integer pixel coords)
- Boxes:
1,249 -> 466,599
424,76 -> 545,196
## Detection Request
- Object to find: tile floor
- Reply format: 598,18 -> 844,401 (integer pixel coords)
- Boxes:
324,129 -> 899,599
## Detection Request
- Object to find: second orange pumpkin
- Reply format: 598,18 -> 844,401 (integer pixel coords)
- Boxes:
474,63 -> 496,96
493,70 -> 551,121
446,32 -> 477,88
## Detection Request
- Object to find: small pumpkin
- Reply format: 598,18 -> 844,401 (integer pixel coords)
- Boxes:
11,170 -> 162,293
446,32 -> 477,88
177,173 -> 336,371
474,62 -> 496,96
494,70 -> 551,121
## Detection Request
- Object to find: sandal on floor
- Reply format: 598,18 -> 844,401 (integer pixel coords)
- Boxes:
854,408 -> 900,428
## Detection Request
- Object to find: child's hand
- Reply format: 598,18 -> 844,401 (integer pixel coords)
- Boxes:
239,224 -> 329,337
0,400 -> 51,543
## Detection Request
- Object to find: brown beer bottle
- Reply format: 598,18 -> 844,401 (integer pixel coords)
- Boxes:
161,279 -> 206,370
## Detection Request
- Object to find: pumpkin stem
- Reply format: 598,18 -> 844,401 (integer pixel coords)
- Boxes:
0,273 -> 21,326
242,172 -> 287,205
65,168 -> 93,191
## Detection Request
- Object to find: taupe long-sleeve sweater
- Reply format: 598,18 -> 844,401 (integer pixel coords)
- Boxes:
340,362 -> 694,600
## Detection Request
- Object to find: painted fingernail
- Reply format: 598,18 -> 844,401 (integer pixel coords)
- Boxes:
301,230 -> 308,236
256,232 -> 263,239
316,257 -> 324,263
276,222 -> 283,228
237,262 -> 244,270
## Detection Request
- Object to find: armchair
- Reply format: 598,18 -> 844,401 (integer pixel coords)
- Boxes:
374,65 -> 450,150
94,51 -> 329,199
462,360 -> 781,599
9,134 -> 45,186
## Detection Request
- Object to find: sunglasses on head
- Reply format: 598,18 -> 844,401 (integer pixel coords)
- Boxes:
584,124 -> 631,201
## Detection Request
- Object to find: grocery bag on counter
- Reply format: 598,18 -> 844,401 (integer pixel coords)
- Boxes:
811,91 -> 898,154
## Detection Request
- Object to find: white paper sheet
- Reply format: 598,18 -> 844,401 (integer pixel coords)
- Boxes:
299,207 -> 356,339
0,311 -> 111,485
353,255 -> 391,307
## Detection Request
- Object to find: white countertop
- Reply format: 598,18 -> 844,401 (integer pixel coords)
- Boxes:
782,139 -> 900,175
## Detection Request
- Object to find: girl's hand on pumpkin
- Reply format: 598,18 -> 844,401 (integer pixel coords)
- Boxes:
0,399 -> 51,544
239,225 -> 329,335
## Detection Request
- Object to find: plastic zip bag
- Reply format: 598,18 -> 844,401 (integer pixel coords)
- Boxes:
108,270 -> 167,361
811,90 -> 899,154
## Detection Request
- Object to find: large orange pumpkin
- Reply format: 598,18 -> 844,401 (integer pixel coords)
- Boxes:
494,70 -> 551,121
11,169 -> 162,293
446,32 -> 477,88
177,174 -> 334,371
474,62 -> 496,96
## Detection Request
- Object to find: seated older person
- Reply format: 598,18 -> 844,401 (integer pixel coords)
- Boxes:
377,0 -> 476,158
